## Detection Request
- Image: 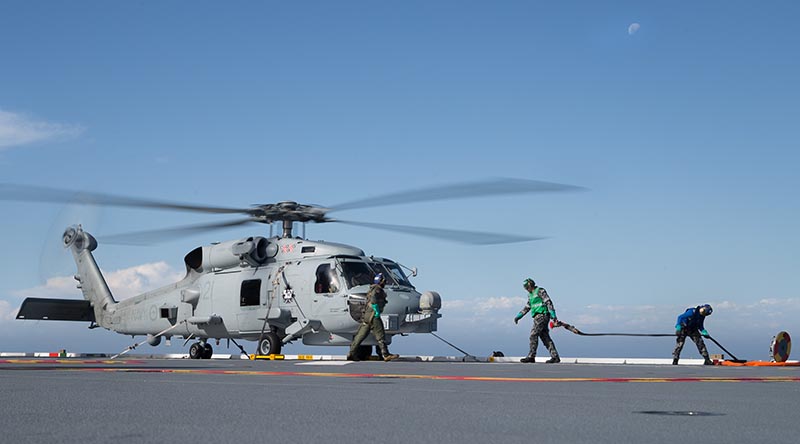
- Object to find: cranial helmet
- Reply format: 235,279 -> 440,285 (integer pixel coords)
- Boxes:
699,304 -> 713,316
523,278 -> 535,289
374,273 -> 385,284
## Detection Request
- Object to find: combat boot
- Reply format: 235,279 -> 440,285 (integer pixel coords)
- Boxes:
346,353 -> 360,362
383,353 -> 399,362
703,358 -> 714,365
520,356 -> 535,363
672,358 -> 679,365
545,357 -> 561,364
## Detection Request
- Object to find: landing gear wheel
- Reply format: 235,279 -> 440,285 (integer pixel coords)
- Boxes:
202,343 -> 213,359
258,332 -> 282,355
355,345 -> 372,361
189,342 -> 204,360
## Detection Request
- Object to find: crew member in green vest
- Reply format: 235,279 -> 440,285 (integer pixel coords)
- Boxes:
513,278 -> 561,363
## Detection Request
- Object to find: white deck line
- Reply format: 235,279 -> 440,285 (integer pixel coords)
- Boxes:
4,351 -> 794,365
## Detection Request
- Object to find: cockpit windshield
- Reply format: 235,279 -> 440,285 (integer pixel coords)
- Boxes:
341,261 -> 375,288
339,259 -> 414,289
369,263 -> 396,286
374,261 -> 413,288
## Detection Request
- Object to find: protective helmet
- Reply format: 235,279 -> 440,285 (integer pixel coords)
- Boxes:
523,278 -> 535,289
374,273 -> 385,284
699,304 -> 713,316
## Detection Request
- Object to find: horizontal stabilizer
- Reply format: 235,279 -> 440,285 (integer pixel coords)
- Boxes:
16,298 -> 95,322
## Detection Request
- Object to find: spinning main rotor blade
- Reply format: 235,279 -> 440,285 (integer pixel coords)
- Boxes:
0,184 -> 251,215
99,218 -> 255,245
2,179 -> 581,245
335,220 -> 545,245
329,178 -> 585,212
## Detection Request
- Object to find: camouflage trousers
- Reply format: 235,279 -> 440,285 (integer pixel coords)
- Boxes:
528,313 -> 559,359
349,316 -> 390,356
673,331 -> 709,360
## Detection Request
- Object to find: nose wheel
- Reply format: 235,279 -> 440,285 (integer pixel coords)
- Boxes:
189,341 -> 214,359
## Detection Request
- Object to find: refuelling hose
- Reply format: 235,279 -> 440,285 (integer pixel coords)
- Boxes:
551,320 -> 745,362
705,335 -> 742,362
550,320 -> 675,337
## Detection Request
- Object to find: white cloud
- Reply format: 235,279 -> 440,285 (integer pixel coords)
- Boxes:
446,295 -> 525,313
0,300 -> 18,321
102,262 -> 184,300
8,261 -> 184,306
757,298 -> 783,306
474,296 -> 525,313
628,23 -> 640,35
442,299 -> 468,310
707,298 -> 800,312
569,314 -> 605,326
11,275 -> 78,299
0,109 -> 85,149
440,297 -> 800,335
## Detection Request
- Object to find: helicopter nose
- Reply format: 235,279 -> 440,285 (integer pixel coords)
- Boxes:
383,289 -> 441,334
384,289 -> 416,312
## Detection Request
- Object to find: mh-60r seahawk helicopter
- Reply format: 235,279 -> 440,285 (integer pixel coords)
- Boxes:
4,179 -> 581,359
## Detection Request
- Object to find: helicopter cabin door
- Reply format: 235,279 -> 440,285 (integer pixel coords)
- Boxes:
278,261 -> 339,320
309,262 -> 343,319
235,277 -> 265,334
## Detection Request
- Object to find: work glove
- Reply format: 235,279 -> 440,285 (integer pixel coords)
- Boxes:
514,313 -> 522,324
371,303 -> 380,318
549,310 -> 557,321
700,329 -> 709,337
675,325 -> 682,334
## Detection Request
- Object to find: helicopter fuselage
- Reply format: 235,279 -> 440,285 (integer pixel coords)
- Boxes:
40,226 -> 441,353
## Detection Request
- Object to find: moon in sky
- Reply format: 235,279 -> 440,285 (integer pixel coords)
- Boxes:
628,23 -> 641,35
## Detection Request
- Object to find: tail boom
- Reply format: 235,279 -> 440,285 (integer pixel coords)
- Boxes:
63,226 -> 116,328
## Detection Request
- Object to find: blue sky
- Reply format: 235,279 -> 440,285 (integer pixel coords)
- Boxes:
1,1 -> 798,359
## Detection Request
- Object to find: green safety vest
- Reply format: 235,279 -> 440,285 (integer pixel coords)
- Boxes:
528,287 -> 549,316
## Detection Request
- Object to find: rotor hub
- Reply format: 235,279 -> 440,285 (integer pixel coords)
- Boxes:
250,202 -> 330,224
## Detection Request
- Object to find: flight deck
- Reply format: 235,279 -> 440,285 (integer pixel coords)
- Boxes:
2,355 -> 799,444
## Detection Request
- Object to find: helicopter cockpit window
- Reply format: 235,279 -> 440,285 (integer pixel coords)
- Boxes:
314,264 -> 340,294
378,262 -> 413,288
369,263 -> 398,286
341,261 -> 375,288
240,279 -> 261,306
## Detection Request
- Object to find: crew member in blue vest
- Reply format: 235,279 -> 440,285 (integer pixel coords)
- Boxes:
673,304 -> 714,365
514,278 -> 561,363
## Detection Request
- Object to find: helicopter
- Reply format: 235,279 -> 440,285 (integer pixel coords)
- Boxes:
3,178 -> 581,359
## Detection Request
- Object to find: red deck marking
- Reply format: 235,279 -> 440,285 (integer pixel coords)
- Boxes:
0,359 -> 146,365
41,367 -> 800,383
3,360 -> 799,383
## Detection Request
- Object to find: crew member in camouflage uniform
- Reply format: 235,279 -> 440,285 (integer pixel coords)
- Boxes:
673,304 -> 713,365
347,273 -> 400,362
514,278 -> 561,363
